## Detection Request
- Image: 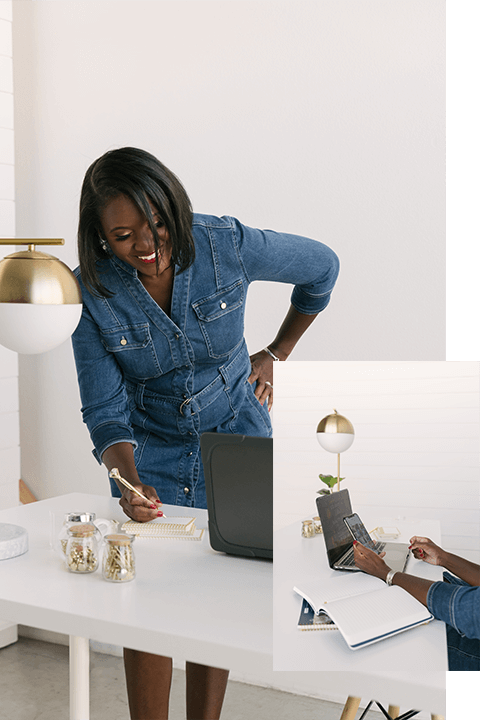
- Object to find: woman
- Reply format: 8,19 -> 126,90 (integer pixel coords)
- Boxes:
72,147 -> 339,719
354,536 -> 480,670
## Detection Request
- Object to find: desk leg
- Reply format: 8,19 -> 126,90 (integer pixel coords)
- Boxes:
340,696 -> 361,720
69,636 -> 90,720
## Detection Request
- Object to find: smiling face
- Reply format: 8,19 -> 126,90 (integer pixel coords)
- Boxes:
100,194 -> 173,279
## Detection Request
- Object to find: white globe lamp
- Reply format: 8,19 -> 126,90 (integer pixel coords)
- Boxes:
0,239 -> 82,354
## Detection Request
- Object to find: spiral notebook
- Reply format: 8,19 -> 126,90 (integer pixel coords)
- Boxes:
298,599 -> 338,631
121,517 -> 204,540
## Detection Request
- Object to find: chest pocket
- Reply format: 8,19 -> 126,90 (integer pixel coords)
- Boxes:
192,281 -> 245,359
100,324 -> 163,380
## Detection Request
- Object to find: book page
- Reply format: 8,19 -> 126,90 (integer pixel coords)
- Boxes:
324,586 -> 433,649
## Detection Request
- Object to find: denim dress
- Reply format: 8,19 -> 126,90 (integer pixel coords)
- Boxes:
426,572 -> 480,670
72,214 -> 339,508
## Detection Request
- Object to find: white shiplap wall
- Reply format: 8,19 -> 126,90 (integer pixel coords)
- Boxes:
0,0 -> 18,512
273,361 -> 480,563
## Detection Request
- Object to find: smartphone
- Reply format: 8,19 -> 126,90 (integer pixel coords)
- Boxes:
343,513 -> 377,551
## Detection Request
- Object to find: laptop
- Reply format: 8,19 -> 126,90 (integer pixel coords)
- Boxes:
200,433 -> 272,559
315,489 -> 410,573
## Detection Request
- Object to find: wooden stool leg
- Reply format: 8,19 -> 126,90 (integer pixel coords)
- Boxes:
340,696 -> 361,720
388,706 -> 400,719
431,715 -> 445,720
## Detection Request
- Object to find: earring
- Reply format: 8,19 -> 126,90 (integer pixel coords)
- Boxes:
99,236 -> 108,252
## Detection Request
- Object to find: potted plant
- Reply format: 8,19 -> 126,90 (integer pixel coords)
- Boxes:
317,474 -> 344,495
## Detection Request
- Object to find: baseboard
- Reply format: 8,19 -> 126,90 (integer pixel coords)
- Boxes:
0,621 -> 18,649
18,625 -> 68,647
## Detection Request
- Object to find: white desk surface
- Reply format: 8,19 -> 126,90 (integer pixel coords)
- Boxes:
274,511 -> 448,680
0,493 -> 272,675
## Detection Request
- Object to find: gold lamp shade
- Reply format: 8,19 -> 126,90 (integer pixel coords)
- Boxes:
316,409 -> 354,437
0,240 -> 82,354
316,409 -> 355,491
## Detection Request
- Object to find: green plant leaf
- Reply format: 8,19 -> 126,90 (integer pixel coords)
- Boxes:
318,473 -> 344,488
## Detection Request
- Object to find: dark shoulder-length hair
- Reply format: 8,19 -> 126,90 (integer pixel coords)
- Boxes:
78,147 -> 195,297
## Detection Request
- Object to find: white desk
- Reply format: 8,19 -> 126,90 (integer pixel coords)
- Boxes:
273,512 -> 446,715
0,493 -> 272,720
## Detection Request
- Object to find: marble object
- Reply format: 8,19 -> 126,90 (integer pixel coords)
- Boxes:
0,523 -> 28,560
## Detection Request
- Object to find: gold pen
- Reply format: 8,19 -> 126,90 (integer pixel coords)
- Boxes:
109,468 -> 167,518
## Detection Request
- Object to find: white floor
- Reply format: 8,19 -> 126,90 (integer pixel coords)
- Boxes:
0,637 -> 380,720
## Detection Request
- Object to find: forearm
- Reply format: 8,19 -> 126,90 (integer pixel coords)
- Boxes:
441,552 -> 480,587
391,573 -> 435,607
267,305 -> 318,360
102,442 -> 141,493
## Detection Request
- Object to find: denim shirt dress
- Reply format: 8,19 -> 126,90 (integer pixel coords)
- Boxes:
72,214 -> 339,508
426,572 -> 480,670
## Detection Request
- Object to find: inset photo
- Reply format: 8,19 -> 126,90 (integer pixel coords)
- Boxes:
273,361 -> 479,680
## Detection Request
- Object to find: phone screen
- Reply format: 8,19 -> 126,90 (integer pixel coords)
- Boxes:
343,514 -> 376,550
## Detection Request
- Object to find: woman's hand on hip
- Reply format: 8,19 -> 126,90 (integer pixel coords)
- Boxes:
248,350 -> 274,411
119,483 -> 163,522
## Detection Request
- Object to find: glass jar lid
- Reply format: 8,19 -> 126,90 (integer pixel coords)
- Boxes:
67,522 -> 96,537
104,533 -> 135,546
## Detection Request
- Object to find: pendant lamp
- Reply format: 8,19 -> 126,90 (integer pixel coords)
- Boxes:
0,239 -> 82,354
316,409 -> 355,491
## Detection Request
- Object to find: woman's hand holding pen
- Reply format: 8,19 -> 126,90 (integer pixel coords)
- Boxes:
103,445 -> 164,523
409,536 -> 446,566
119,482 -> 163,522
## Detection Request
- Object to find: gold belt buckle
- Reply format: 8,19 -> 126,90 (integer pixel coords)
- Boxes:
179,397 -> 192,415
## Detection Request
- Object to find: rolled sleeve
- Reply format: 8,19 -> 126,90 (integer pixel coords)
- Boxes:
427,579 -> 480,640
231,217 -> 340,314
71,306 -> 137,464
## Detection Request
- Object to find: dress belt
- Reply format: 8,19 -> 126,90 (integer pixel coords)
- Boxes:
179,373 -> 226,415
128,348 -> 249,416
129,372 -> 227,416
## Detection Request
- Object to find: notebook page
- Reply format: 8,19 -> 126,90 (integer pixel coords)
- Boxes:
294,572 -> 385,613
122,517 -> 196,536
324,585 -> 432,648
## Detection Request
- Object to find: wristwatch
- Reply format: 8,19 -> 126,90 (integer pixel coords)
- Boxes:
385,569 -> 397,586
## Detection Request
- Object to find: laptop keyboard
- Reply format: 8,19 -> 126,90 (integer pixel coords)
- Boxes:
339,541 -> 386,567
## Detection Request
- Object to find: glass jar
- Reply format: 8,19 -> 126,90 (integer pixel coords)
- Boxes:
102,534 -> 136,583
65,523 -> 99,573
58,512 -> 101,556
313,516 -> 323,534
301,520 -> 315,538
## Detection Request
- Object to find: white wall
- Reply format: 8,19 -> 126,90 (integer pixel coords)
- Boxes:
0,0 -> 18,512
11,0 -> 446,502
1,1 -> 461,706
0,0 -> 19,651
273,361 -> 480,563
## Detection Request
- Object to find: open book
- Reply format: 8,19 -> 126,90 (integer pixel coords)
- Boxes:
293,573 -> 433,649
122,517 -> 204,540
